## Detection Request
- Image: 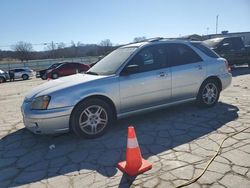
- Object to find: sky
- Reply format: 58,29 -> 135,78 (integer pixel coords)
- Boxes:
0,0 -> 250,51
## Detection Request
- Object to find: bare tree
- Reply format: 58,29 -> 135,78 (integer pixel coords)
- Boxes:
100,39 -> 112,55
12,41 -> 33,62
45,41 -> 58,58
133,36 -> 146,42
100,39 -> 112,47
57,42 -> 66,58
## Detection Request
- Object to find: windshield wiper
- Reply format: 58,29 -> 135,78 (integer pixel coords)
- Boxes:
86,71 -> 99,75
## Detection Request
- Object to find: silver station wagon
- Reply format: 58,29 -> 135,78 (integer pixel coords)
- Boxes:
22,38 -> 232,138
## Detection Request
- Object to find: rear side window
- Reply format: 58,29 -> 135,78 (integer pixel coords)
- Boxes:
231,37 -> 244,50
167,43 -> 202,66
192,42 -> 219,58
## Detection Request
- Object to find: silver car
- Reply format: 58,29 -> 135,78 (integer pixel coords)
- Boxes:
10,67 -> 34,80
21,39 -> 232,138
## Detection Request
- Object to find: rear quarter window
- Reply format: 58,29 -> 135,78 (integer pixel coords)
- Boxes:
192,42 -> 219,58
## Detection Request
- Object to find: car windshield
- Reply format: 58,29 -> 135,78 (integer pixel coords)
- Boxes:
87,47 -> 137,75
49,63 -> 61,69
203,38 -> 224,48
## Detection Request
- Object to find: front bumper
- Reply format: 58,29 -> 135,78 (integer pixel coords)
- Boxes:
21,101 -> 74,134
219,72 -> 232,90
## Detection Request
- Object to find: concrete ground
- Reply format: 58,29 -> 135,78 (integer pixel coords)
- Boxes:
0,67 -> 250,188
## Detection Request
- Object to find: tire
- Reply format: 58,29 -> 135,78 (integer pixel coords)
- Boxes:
22,74 -> 29,80
52,73 -> 59,79
41,74 -> 47,80
0,77 -> 5,83
197,79 -> 220,107
70,98 -> 114,139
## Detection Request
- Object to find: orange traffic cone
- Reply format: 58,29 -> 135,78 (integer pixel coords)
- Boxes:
117,126 -> 152,176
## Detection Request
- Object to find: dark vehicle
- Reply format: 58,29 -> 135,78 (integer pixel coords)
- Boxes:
46,62 -> 90,79
203,37 -> 250,68
36,63 -> 63,80
0,69 -> 9,83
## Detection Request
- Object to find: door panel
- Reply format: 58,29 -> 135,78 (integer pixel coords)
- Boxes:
119,68 -> 171,113
171,62 -> 205,101
119,44 -> 171,113
167,43 -> 206,101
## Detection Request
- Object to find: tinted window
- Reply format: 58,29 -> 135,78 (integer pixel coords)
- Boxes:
192,42 -> 219,58
14,69 -> 23,72
167,43 -> 202,66
128,45 -> 168,73
231,37 -> 244,50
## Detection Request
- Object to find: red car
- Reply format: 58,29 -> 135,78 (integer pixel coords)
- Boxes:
46,62 -> 90,79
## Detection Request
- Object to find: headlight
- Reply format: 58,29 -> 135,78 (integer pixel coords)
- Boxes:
31,95 -> 51,110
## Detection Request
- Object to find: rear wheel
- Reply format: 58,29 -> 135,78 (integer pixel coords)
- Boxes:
197,79 -> 220,107
70,98 -> 114,138
22,74 -> 29,80
0,77 -> 5,83
52,73 -> 59,79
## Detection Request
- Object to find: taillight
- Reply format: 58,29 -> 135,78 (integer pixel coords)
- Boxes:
224,60 -> 231,72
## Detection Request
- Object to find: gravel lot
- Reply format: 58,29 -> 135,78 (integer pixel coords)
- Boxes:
0,67 -> 250,188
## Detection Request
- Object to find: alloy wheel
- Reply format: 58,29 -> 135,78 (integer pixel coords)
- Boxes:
78,105 -> 108,135
202,83 -> 218,105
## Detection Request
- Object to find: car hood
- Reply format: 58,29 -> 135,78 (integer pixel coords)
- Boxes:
25,73 -> 108,100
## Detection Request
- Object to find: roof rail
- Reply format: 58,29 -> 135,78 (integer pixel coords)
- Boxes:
144,37 -> 164,42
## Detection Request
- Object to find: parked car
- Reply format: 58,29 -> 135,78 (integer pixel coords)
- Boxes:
203,36 -> 250,68
0,69 -> 9,83
9,67 -> 34,80
45,62 -> 90,79
36,63 -> 63,80
22,39 -> 232,138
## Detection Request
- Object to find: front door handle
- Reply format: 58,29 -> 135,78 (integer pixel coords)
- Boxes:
197,65 -> 203,70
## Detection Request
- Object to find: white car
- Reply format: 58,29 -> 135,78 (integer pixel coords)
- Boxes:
10,67 -> 34,80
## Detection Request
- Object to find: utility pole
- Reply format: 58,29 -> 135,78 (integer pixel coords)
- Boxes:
216,15 -> 219,35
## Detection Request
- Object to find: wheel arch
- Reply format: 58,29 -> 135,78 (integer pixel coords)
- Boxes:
69,94 -> 117,130
200,76 -> 222,92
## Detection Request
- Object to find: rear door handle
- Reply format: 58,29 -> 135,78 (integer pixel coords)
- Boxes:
159,72 -> 168,77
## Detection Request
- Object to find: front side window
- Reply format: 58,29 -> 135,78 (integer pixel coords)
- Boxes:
167,43 -> 202,66
87,47 -> 137,75
127,45 -> 168,73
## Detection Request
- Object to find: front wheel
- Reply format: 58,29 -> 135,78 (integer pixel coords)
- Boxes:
22,74 -> 29,80
70,98 -> 114,138
197,79 -> 220,107
41,74 -> 47,80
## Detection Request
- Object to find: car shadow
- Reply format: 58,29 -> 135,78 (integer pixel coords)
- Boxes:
231,66 -> 250,77
0,102 -> 239,187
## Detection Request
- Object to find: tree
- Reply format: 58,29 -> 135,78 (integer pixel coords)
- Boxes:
100,39 -> 112,47
133,36 -> 146,42
12,41 -> 33,62
45,41 -> 57,58
100,39 -> 112,54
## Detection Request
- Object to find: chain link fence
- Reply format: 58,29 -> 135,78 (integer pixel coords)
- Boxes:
0,56 -> 99,71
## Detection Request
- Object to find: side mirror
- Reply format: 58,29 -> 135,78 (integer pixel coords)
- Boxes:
121,64 -> 139,75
